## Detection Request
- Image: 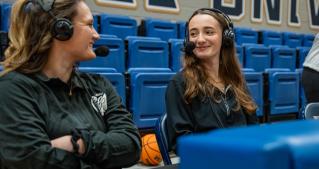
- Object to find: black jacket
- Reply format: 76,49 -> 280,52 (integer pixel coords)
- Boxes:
0,71 -> 141,169
166,72 -> 258,152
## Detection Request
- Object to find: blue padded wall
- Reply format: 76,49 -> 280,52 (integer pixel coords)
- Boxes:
178,120 -> 319,169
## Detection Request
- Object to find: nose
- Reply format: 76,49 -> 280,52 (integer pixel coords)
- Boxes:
92,27 -> 100,41
196,32 -> 205,43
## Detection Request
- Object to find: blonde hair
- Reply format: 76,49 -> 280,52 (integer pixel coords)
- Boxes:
183,9 -> 257,114
1,0 -> 80,75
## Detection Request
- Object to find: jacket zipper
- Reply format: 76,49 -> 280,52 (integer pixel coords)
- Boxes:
223,85 -> 231,116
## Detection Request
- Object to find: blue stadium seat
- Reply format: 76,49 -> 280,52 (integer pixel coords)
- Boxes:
0,3 -> 11,31
178,21 -> 186,39
303,34 -> 315,47
143,18 -> 178,41
126,36 -> 169,69
270,46 -> 296,70
100,14 -> 137,39
235,27 -> 258,45
93,14 -> 100,33
100,72 -> 126,105
169,38 -> 184,72
283,32 -> 303,48
243,71 -> 263,117
260,30 -> 282,46
80,36 -> 125,72
0,66 -> 3,71
78,67 -> 117,73
296,68 -> 306,118
155,114 -> 172,165
244,44 -> 271,72
297,47 -> 310,68
129,69 -> 175,129
265,68 -> 299,115
178,120 -> 319,169
236,45 -> 244,66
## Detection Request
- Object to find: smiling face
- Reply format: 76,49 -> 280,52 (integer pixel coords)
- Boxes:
62,1 -> 100,62
188,14 -> 223,61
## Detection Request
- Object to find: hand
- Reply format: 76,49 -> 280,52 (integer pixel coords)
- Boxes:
51,135 -> 85,155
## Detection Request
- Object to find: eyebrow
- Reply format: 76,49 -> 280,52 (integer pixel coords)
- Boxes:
189,26 -> 215,31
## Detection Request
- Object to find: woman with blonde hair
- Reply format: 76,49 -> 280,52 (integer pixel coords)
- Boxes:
0,0 -> 141,168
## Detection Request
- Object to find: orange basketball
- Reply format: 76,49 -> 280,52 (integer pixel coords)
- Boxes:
140,134 -> 163,166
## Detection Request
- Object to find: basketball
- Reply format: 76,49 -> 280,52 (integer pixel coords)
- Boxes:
140,134 -> 163,166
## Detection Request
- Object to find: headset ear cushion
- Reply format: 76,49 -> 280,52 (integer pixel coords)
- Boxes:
223,28 -> 235,47
52,18 -> 74,41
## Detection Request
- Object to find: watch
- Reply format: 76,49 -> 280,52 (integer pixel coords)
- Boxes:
71,129 -> 82,155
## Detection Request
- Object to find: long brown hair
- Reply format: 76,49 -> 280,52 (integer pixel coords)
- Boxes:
0,0 -> 81,75
183,9 -> 257,114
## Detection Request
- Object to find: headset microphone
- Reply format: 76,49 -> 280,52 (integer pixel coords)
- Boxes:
184,41 -> 196,56
94,46 -> 109,57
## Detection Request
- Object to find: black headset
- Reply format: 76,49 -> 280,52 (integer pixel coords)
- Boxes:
184,8 -> 235,49
27,0 -> 74,41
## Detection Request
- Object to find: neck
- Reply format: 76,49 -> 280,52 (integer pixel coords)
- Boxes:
202,55 -> 220,81
42,44 -> 75,83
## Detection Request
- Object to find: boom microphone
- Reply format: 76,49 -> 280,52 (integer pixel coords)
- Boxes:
184,41 -> 196,56
94,46 -> 109,57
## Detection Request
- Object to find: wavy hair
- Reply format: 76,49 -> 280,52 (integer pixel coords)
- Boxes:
183,9 -> 257,114
0,0 -> 81,75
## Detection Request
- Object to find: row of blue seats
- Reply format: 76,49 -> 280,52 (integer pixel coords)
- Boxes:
80,35 -> 310,73
0,64 -> 304,128
80,67 -> 303,129
0,3 -> 315,48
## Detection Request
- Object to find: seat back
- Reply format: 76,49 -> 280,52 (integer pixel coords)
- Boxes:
304,103 -> 319,120
244,44 -> 271,72
155,114 -> 172,165
100,14 -> 137,39
129,70 -> 174,129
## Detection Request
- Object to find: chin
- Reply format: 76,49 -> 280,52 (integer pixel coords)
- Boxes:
79,54 -> 96,61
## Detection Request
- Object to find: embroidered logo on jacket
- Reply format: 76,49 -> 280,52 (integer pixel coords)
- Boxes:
91,93 -> 107,116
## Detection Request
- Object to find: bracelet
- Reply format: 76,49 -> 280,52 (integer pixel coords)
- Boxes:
71,129 -> 82,155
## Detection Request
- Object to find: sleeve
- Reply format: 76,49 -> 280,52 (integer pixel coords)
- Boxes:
165,76 -> 194,153
245,111 -> 259,125
80,78 -> 141,169
0,80 -> 80,169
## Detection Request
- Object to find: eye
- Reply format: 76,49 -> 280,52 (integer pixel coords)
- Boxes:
88,23 -> 94,28
206,30 -> 214,35
189,31 -> 198,38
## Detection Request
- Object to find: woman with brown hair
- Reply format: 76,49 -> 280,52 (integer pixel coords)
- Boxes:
166,8 -> 258,153
0,0 -> 141,168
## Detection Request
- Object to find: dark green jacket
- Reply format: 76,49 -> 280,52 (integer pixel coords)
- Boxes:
166,72 -> 258,153
0,71 -> 141,169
